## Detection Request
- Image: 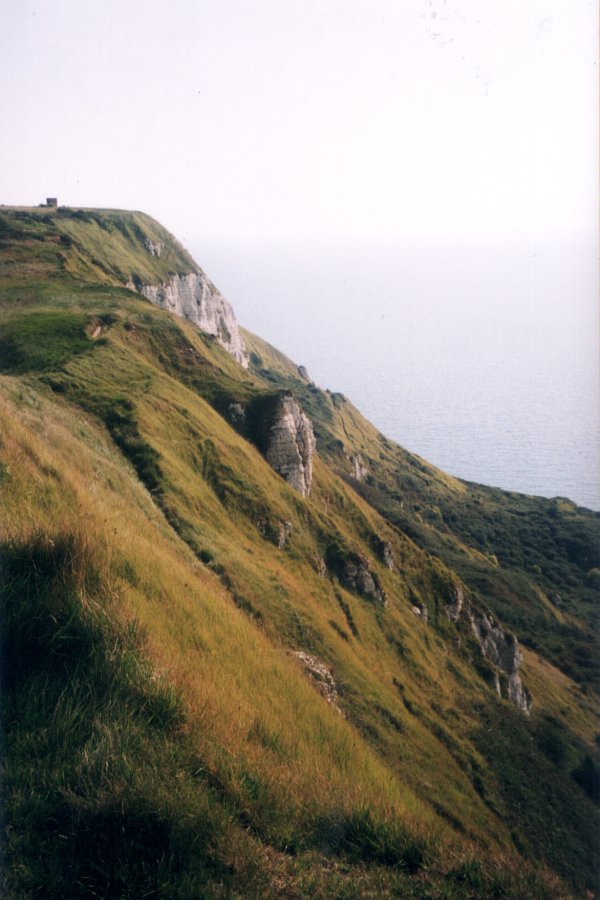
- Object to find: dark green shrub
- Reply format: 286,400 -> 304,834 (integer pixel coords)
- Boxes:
585,568 -> 600,590
329,620 -> 350,641
102,398 -> 163,494
571,755 -> 600,804
535,716 -> 567,765
0,312 -> 94,374
334,591 -> 359,638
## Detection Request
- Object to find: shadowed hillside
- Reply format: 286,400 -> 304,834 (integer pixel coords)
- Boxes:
1,206 -> 598,898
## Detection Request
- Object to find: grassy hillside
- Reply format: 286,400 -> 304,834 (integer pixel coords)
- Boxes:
1,207 -> 598,898
243,330 -> 600,692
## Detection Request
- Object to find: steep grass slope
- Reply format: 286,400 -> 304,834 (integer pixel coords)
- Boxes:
243,330 -> 600,692
1,207 -> 598,898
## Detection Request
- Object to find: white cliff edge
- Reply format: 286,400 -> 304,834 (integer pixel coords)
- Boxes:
129,272 -> 249,368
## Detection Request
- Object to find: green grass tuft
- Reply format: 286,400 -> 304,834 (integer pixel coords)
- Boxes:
316,807 -> 427,873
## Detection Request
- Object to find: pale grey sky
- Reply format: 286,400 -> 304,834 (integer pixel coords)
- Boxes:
1,1 -> 598,505
0,0 -> 597,244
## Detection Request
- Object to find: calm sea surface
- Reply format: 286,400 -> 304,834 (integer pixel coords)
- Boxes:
191,236 -> 600,511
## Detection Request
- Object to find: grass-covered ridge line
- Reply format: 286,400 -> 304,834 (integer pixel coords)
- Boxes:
0,206 -> 197,286
1,206 -> 598,897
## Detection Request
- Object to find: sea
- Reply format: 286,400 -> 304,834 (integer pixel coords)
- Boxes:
191,235 -> 600,511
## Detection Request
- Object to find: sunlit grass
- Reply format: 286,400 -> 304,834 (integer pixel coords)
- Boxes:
1,206 -> 597,896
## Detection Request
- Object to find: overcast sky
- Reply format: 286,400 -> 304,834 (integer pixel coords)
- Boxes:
0,0 -> 597,245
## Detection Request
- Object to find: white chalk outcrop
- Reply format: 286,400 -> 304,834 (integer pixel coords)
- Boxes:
351,454 -> 369,482
292,651 -> 341,710
444,583 -> 531,713
265,394 -> 316,497
471,612 -> 532,714
339,555 -> 387,605
143,238 -> 164,257
133,272 -> 248,368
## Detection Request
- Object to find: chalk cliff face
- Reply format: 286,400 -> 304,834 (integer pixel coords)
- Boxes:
445,584 -> 464,623
379,540 -> 395,570
292,651 -> 341,711
444,585 -> 531,713
351,454 -> 369,482
136,272 -> 249,368
471,612 -> 532,714
143,238 -> 164,258
265,394 -> 316,497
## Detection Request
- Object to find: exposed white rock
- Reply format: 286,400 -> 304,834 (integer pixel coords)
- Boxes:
277,520 -> 293,550
380,540 -> 395,570
351,454 -> 369,482
411,603 -> 429,624
339,555 -> 387,605
292,651 -> 341,710
135,272 -> 249,368
445,584 -> 464,623
227,401 -> 246,426
265,394 -> 316,497
144,238 -> 164,257
313,555 -> 327,577
297,364 -> 312,382
443,582 -> 531,713
507,671 -> 532,713
471,612 -> 518,672
470,612 -> 532,714
492,670 -> 502,698
256,515 -> 294,548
